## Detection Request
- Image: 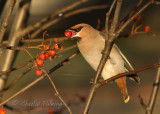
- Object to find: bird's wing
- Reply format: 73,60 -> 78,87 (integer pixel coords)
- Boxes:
113,44 -> 140,84
113,45 -> 134,70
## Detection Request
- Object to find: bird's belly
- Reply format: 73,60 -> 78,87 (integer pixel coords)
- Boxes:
82,51 -> 125,80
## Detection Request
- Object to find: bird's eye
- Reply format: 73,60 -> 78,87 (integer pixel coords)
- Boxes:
76,27 -> 83,32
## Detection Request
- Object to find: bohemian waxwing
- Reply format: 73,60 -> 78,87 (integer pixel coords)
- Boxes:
65,23 -> 140,103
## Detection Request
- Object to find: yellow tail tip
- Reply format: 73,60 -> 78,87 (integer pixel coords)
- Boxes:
124,96 -> 130,103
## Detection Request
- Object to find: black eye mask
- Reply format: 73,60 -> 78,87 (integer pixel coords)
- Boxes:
69,27 -> 83,32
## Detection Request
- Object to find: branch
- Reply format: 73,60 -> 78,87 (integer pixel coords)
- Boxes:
31,5 -> 108,38
145,59 -> 160,114
0,0 -> 16,43
83,1 -> 123,114
2,37 -> 72,44
97,64 -> 160,87
117,0 -> 153,34
13,0 -> 88,39
0,43 -> 77,51
0,0 -> 31,92
118,0 -> 143,29
21,37 -> 68,43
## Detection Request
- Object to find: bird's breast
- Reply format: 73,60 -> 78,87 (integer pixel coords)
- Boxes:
78,41 -> 125,80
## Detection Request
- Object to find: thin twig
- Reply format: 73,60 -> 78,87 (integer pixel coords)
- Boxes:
83,1 -> 122,114
118,0 -> 143,29
127,0 -> 143,17
0,45 -> 25,50
43,70 -> 72,114
138,95 -> 147,109
109,0 -> 122,36
105,0 -> 117,35
0,51 -> 79,106
0,0 -> 16,43
31,5 -> 108,38
0,43 -> 77,52
0,45 -> 43,50
2,37 -> 71,44
47,50 -> 79,74
2,65 -> 34,92
145,59 -> 160,114
0,61 -> 31,75
57,44 -> 77,54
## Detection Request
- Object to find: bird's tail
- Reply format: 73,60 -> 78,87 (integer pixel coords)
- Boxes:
115,77 -> 130,103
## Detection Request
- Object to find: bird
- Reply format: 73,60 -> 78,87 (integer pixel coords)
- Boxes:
64,23 -> 140,103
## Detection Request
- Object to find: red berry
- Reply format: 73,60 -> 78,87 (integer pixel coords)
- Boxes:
0,109 -> 5,114
135,15 -> 141,22
48,109 -> 54,114
64,31 -> 72,37
144,26 -> 150,33
36,59 -> 44,67
44,45 -> 50,50
36,69 -> 42,76
54,38 -> 58,42
39,53 -> 46,60
54,43 -> 61,50
39,52 -> 50,60
49,50 -> 56,56
44,52 -> 50,60
80,95 -> 86,102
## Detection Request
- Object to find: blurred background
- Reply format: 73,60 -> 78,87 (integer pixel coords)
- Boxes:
0,0 -> 160,114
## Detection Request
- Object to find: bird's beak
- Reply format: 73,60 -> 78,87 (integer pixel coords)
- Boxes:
64,29 -> 80,39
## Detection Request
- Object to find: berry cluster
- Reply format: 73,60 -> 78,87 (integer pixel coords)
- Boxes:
35,40 -> 63,76
135,15 -> 150,33
129,15 -> 151,36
